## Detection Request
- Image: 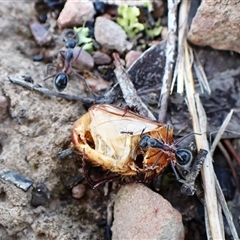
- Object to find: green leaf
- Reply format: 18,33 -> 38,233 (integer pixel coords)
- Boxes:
145,19 -> 163,38
73,26 -> 93,53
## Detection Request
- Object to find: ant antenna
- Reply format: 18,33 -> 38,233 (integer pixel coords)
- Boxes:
140,127 -> 146,137
174,132 -> 203,146
63,21 -> 87,49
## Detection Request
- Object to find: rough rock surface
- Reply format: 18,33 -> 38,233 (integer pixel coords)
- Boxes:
0,2 -> 108,239
57,0 -> 95,29
111,184 -> 184,240
94,16 -> 132,53
188,0 -> 240,52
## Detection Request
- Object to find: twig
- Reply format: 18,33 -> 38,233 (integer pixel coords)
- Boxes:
8,76 -> 119,105
224,139 -> 240,167
158,0 -> 180,122
112,53 -> 155,120
218,141 -> 240,190
8,76 -> 87,102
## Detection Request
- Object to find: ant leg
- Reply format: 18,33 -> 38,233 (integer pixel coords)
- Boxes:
74,71 -> 96,98
140,127 -> 146,137
59,50 -> 66,62
43,73 -> 57,82
73,46 -> 82,62
149,151 -> 164,169
156,131 -> 165,144
165,124 -> 170,143
45,63 -> 59,77
132,171 -> 162,184
174,132 -> 202,146
170,160 -> 185,183
122,105 -> 139,117
82,153 -> 120,189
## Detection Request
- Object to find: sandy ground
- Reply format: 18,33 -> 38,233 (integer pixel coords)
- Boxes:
0,2 -> 109,239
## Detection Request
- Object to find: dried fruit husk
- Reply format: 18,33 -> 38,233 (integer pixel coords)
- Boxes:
72,104 -> 174,178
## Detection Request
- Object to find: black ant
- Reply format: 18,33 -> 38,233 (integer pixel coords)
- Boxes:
139,129 -> 207,195
139,134 -> 193,167
43,27 -> 92,94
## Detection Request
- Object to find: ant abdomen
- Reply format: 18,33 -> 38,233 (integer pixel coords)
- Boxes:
54,73 -> 68,92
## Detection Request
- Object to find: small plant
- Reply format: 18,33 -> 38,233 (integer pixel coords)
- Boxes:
73,26 -> 93,53
145,19 -> 162,38
117,4 -> 162,39
143,2 -> 162,38
117,4 -> 144,39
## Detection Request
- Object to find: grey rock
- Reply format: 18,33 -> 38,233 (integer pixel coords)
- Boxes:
188,0 -> 240,52
94,16 -> 132,53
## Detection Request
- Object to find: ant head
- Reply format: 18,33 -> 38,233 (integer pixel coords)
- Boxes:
139,135 -> 150,151
65,38 -> 77,49
54,73 -> 68,92
62,29 -> 79,49
175,149 -> 193,166
175,148 -> 194,178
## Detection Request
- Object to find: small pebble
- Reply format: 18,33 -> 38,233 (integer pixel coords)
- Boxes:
125,50 -> 142,68
57,0 -> 96,29
33,54 -> 44,62
72,184 -> 86,199
31,183 -> 50,207
92,51 -> 112,65
29,21 -> 53,46
0,95 -> 9,121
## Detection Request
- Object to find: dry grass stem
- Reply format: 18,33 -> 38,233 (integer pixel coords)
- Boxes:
193,49 -> 211,94
215,176 -> 239,239
158,0 -> 180,122
182,40 -> 223,239
172,0 -> 190,94
210,109 -> 234,155
195,94 -> 223,240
